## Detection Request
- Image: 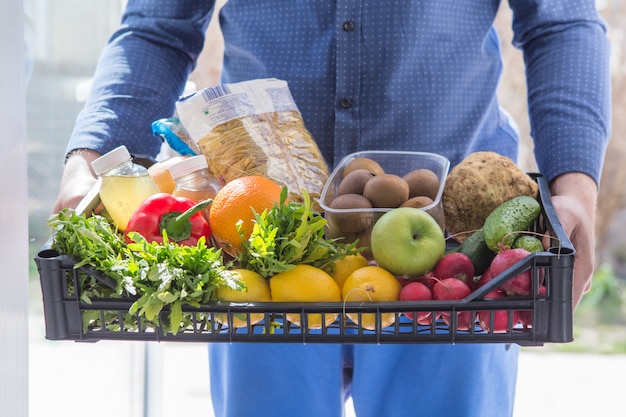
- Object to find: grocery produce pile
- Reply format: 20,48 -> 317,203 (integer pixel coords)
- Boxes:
46,150 -> 556,337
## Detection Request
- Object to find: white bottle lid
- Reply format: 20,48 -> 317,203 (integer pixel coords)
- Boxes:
91,145 -> 132,176
168,155 -> 209,181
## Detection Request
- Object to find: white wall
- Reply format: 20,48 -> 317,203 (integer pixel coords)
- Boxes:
0,1 -> 29,416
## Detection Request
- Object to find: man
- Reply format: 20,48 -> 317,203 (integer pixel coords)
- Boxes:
54,1 -> 610,416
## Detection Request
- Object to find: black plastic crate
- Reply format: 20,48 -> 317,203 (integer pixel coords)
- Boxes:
35,173 -> 574,345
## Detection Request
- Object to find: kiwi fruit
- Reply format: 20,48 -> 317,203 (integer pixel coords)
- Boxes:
400,195 -> 434,209
362,174 -> 409,208
398,196 -> 444,230
328,194 -> 374,234
337,168 -> 375,196
342,157 -> 385,178
402,168 -> 441,200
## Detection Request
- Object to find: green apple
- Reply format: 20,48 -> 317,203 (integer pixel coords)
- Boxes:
370,207 -> 446,277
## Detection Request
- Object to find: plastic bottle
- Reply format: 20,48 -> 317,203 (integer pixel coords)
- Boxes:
91,145 -> 159,232
169,155 -> 222,219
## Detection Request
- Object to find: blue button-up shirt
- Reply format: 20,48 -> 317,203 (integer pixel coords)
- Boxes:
68,0 -> 611,184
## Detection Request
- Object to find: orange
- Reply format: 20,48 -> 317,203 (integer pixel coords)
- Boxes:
341,266 -> 402,330
323,253 -> 369,291
209,175 -> 283,257
269,264 -> 341,329
215,269 -> 272,328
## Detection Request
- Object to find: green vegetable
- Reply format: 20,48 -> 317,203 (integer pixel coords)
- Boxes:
482,195 -> 541,252
47,209 -> 243,335
47,209 -> 133,298
458,229 -> 495,276
125,233 -> 243,334
512,234 -> 544,253
236,187 -> 361,277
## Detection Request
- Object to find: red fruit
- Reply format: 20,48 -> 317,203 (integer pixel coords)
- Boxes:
433,278 -> 474,331
518,285 -> 548,327
432,252 -> 475,285
490,248 -> 532,296
478,290 -> 519,333
399,281 -> 434,324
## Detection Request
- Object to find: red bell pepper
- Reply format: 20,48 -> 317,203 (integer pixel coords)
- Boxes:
125,193 -> 212,246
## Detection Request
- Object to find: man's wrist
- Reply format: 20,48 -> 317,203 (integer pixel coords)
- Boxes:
65,148 -> 101,163
550,172 -> 598,197
64,148 -> 102,178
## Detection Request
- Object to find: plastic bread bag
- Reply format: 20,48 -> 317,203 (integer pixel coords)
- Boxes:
175,78 -> 329,203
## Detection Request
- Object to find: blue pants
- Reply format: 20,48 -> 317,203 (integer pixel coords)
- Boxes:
209,343 -> 519,417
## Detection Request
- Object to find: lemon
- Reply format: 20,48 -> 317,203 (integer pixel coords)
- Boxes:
269,264 -> 341,329
341,266 -> 402,330
215,269 -> 271,328
324,253 -> 369,290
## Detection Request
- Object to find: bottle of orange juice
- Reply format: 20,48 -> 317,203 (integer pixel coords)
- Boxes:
91,145 -> 159,232
147,155 -> 188,194
170,155 -> 222,220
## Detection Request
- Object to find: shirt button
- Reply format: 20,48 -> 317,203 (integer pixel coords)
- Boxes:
339,97 -> 353,109
342,20 -> 355,32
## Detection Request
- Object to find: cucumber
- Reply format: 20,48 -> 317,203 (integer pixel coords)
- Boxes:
483,195 -> 541,252
513,234 -> 544,253
458,229 -> 495,276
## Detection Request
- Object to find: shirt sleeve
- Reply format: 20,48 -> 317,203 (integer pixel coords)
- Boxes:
65,0 -> 216,161
509,0 -> 611,185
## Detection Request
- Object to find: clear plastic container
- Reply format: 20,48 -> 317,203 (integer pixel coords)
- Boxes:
91,145 -> 159,232
319,151 -> 450,259
169,155 -> 222,219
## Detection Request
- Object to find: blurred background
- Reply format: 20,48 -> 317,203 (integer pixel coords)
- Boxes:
25,1 -> 626,416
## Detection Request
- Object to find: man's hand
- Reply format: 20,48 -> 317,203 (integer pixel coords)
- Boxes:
52,149 -> 101,213
549,172 -> 598,310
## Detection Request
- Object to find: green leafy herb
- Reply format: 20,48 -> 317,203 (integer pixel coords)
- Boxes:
47,209 -> 133,297
236,187 -> 362,277
125,233 -> 243,334
46,209 -> 244,335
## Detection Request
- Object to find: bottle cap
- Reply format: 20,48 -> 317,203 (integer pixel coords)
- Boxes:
168,155 -> 209,181
91,145 -> 132,176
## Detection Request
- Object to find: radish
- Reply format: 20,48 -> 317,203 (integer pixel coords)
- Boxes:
432,252 -> 475,286
433,277 -> 472,300
518,285 -> 547,327
399,281 -> 433,325
433,278 -> 474,331
415,272 -> 438,290
477,290 -> 518,333
472,268 -> 493,291
396,276 -> 415,287
490,248 -> 532,296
